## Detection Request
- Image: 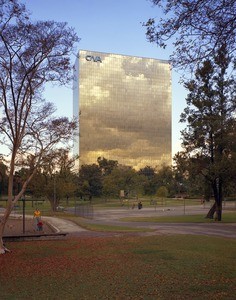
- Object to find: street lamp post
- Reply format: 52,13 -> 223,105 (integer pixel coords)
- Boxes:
22,196 -> 25,234
53,175 -> 56,211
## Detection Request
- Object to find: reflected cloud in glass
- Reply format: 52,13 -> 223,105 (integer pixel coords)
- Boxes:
74,50 -> 172,170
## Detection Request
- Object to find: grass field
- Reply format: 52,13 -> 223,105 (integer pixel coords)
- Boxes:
121,212 -> 236,224
0,235 -> 235,299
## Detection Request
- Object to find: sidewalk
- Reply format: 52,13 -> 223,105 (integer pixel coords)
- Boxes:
0,209 -> 87,237
43,216 -> 88,233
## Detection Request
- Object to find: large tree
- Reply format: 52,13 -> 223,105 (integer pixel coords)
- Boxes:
145,0 -> 236,69
138,166 -> 157,196
103,165 -> 144,199
26,149 -> 78,211
145,0 -> 236,217
176,45 -> 236,220
0,0 -> 79,253
77,164 -> 103,199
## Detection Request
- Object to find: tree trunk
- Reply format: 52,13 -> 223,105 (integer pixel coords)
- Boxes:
0,171 -> 29,254
215,201 -> 222,221
205,202 -> 216,219
214,178 -> 223,221
47,196 -> 59,212
0,219 -> 6,254
0,202 -> 14,254
206,179 -> 223,221
0,222 -> 10,254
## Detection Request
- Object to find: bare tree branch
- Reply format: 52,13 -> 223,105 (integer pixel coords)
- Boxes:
0,0 -> 79,253
145,0 -> 236,70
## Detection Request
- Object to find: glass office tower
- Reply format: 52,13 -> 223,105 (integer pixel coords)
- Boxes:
73,50 -> 172,170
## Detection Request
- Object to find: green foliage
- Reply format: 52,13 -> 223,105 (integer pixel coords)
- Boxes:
138,165 -> 177,196
97,156 -> 118,175
138,166 -> 156,178
102,165 -> 144,198
79,160 -> 181,199
138,166 -> 157,195
156,186 -> 168,198
25,150 -> 78,210
77,164 -> 103,198
175,44 -> 236,220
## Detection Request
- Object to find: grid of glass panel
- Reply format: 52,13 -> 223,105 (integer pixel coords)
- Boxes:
74,50 -> 172,170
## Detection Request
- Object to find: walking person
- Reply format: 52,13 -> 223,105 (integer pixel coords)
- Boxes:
33,208 -> 41,231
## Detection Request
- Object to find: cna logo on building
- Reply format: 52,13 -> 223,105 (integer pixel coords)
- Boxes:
85,55 -> 102,63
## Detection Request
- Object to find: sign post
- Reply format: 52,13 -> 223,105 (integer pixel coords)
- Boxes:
22,197 -> 25,234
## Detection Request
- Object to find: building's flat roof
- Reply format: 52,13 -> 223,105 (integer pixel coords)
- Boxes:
78,49 -> 170,64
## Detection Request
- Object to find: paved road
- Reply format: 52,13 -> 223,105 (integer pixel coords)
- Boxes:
2,204 -> 236,239
64,204 -> 236,239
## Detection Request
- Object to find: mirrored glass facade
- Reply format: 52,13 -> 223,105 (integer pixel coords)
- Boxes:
73,50 -> 172,170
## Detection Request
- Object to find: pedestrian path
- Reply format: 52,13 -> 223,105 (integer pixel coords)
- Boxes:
43,216 -> 88,233
0,209 -> 88,236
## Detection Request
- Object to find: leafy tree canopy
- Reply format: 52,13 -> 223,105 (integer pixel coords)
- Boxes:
175,44 -> 236,220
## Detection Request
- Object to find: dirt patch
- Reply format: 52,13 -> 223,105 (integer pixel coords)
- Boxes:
3,217 -> 55,236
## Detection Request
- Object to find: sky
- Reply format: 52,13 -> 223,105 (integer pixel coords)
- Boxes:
24,0 -> 187,156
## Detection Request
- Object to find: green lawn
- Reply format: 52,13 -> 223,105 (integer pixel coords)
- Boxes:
121,212 -> 236,223
1,235 -> 235,299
